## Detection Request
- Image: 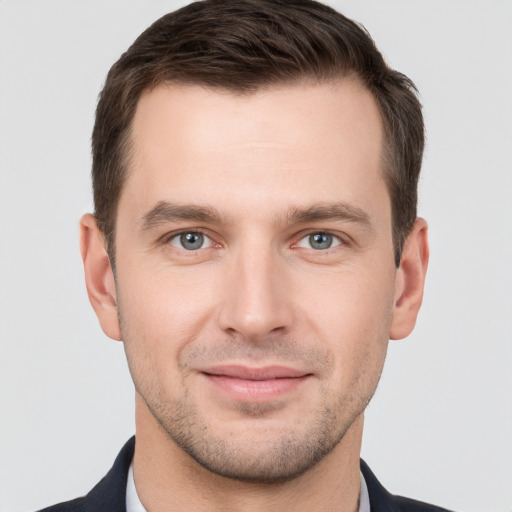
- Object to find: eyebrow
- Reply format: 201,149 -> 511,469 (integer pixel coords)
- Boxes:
140,200 -> 374,231
140,201 -> 227,230
284,203 -> 374,231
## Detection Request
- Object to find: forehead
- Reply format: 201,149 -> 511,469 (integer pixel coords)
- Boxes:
122,80 -> 387,224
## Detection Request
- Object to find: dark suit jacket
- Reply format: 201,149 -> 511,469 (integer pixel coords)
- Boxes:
38,437 -> 453,512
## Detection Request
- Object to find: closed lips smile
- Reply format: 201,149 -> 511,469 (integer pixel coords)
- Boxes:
200,365 -> 312,400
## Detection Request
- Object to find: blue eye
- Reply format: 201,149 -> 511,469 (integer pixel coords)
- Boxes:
169,232 -> 213,251
297,232 -> 342,250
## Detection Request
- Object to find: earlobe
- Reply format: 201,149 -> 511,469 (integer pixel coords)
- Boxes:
390,218 -> 429,340
80,213 -> 122,341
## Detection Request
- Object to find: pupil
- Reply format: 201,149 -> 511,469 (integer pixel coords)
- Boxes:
180,232 -> 203,250
310,233 -> 332,250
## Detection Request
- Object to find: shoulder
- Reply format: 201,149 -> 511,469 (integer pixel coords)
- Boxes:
37,497 -> 87,512
392,495 -> 454,512
35,437 -> 135,512
360,459 -> 455,512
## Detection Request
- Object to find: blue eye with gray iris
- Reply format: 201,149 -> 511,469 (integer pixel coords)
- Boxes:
180,232 -> 204,250
169,231 -> 214,251
170,231 -> 340,252
309,233 -> 334,250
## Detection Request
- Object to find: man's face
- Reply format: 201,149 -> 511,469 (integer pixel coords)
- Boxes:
113,80 -> 399,482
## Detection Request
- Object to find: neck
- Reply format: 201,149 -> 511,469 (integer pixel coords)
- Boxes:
133,394 -> 363,512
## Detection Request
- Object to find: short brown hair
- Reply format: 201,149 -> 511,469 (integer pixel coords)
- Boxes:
92,0 -> 424,267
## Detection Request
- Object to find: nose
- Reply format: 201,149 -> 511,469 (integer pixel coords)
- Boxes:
217,244 -> 294,341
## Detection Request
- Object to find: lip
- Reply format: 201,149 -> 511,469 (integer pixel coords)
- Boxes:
200,365 -> 312,401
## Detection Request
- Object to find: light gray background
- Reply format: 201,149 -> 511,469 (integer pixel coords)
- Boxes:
1,1 -> 511,511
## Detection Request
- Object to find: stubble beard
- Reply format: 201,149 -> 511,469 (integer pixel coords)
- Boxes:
141,386 -> 372,484
119,307 -> 385,484
128,345 -> 379,484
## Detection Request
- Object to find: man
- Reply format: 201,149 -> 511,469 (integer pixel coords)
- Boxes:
39,0 -> 450,510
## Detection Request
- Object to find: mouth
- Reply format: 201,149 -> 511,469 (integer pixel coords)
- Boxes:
200,365 -> 312,401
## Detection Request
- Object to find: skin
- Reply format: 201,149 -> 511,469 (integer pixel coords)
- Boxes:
81,79 -> 428,511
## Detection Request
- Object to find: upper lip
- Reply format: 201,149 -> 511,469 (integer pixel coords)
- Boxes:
201,365 -> 310,380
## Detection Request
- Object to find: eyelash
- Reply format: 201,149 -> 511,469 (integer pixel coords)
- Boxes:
164,230 -> 218,251
163,229 -> 348,253
292,231 -> 346,252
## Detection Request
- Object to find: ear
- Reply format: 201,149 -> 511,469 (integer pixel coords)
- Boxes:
390,218 -> 429,340
80,214 -> 122,341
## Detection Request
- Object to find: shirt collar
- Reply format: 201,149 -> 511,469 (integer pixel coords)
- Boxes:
126,459 -> 147,512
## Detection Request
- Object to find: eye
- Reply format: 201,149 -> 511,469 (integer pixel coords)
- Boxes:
296,232 -> 342,250
168,232 -> 213,251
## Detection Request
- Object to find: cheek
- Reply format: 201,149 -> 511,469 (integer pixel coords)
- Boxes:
116,270 -> 209,404
116,261 -> 222,355
297,262 -> 395,329
294,265 -> 394,378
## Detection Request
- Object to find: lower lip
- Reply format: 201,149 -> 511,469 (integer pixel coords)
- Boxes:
203,374 -> 310,401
